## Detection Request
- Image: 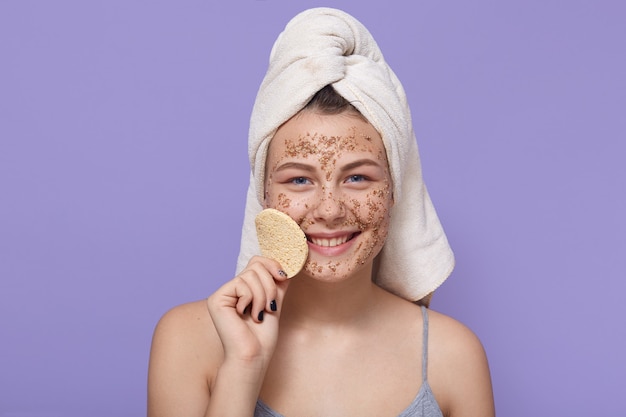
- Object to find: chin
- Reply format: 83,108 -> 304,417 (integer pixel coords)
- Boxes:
300,258 -> 372,283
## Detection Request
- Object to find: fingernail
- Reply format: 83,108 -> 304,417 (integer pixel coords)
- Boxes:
270,300 -> 277,312
258,311 -> 264,321
278,270 -> 287,278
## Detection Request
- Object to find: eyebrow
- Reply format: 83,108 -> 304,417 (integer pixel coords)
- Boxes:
274,159 -> 383,173
339,159 -> 383,172
274,162 -> 317,173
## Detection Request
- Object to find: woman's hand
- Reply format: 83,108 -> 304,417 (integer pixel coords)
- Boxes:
206,256 -> 290,371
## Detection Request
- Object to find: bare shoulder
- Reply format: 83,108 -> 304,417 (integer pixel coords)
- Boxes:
153,299 -> 217,339
148,300 -> 224,416
426,308 -> 495,417
150,298 -> 224,371
427,308 -> 487,360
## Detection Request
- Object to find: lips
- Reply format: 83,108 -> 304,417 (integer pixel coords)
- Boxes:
307,232 -> 359,248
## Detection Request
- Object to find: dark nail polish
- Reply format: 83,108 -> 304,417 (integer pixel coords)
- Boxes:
278,270 -> 287,278
258,311 -> 264,321
270,300 -> 277,312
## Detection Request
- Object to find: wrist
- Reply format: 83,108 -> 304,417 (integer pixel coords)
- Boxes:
218,356 -> 268,388
205,359 -> 267,416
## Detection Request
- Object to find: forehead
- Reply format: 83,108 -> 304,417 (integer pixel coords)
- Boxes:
268,111 -> 386,161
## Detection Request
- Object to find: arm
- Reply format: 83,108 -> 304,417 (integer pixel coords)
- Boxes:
429,312 -> 495,417
147,257 -> 290,417
147,302 -> 216,417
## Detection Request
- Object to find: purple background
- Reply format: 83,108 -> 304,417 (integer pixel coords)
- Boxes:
1,1 -> 625,415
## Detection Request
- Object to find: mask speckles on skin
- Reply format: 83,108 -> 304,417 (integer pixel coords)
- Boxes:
265,119 -> 393,279
302,198 -> 389,277
277,193 -> 291,209
277,128 -> 375,181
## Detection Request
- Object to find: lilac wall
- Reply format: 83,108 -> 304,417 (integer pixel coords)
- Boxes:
1,1 -> 624,415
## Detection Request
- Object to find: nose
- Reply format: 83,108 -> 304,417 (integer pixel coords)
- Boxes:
312,186 -> 346,223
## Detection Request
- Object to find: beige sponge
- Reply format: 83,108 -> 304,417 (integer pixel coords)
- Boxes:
255,208 -> 308,278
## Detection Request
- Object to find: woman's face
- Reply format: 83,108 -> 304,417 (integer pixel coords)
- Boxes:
264,110 -> 393,281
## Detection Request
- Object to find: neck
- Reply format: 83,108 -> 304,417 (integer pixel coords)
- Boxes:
280,264 -> 382,328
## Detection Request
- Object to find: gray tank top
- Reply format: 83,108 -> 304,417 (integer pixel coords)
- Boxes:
254,306 -> 443,417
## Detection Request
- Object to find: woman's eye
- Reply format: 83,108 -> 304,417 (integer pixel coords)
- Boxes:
290,177 -> 310,185
346,174 -> 366,183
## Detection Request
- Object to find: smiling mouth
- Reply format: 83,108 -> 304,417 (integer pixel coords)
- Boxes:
307,232 -> 359,247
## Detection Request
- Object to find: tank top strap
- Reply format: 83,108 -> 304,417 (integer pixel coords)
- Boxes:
420,305 -> 430,382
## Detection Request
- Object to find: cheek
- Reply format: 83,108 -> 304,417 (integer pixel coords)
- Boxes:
349,185 -> 393,230
265,190 -> 315,222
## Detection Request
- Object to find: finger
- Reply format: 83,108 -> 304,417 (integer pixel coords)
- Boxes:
237,270 -> 268,322
273,278 -> 291,313
245,257 -> 293,313
237,255 -> 293,319
248,255 -> 291,283
250,265 -> 281,313
230,276 -> 253,315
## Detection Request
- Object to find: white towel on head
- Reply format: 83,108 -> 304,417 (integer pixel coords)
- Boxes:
236,7 -> 454,302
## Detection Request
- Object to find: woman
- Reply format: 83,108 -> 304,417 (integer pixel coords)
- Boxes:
148,8 -> 494,417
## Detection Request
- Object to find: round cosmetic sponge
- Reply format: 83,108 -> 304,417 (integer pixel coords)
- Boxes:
255,208 -> 308,278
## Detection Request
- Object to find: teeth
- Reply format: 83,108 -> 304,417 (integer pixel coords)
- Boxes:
311,234 -> 352,247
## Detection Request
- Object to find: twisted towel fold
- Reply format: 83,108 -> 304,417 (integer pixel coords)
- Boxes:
236,7 -> 454,302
